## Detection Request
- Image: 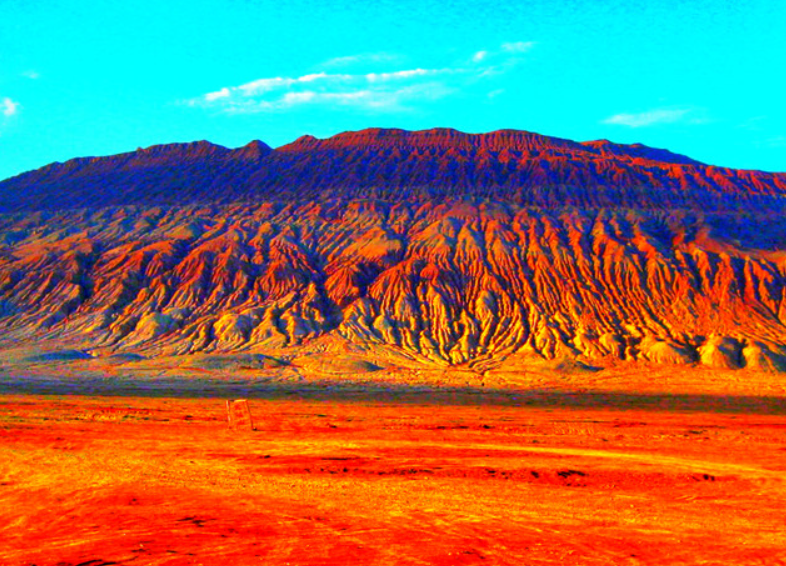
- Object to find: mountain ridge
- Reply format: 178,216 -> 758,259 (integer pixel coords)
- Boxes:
2,127 -> 784,212
4,127 -> 711,178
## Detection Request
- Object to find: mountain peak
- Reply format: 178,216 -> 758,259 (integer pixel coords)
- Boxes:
233,139 -> 273,160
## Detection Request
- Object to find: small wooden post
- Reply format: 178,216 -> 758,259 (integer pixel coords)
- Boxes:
226,399 -> 255,431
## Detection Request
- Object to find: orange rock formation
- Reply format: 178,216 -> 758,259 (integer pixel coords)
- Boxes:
1,128 -> 785,369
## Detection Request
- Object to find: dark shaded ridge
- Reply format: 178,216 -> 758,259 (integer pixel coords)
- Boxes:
0,140 -> 272,211
1,128 -> 785,212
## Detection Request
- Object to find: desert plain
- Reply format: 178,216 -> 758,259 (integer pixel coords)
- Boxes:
2,353 -> 785,566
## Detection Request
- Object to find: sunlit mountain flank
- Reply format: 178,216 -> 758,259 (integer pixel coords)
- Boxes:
2,128 -> 786,372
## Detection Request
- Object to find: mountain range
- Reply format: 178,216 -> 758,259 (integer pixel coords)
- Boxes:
2,128 -> 786,372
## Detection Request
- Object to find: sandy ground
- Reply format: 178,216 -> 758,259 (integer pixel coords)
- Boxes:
1,376 -> 786,565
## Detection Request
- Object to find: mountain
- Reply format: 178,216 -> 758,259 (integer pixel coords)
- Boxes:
2,128 -> 785,212
2,128 -> 786,372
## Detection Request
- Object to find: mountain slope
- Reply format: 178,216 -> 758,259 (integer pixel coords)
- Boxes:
2,128 -> 786,371
0,140 -> 272,211
2,200 -> 786,370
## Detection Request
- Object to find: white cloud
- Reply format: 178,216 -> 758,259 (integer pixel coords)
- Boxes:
186,41 -> 534,114
22,70 -> 40,80
2,97 -> 19,117
206,81 -> 455,114
322,52 -> 403,68
204,87 -> 230,101
189,69 -> 454,113
602,108 -> 692,128
466,41 -> 536,74
365,68 -> 437,82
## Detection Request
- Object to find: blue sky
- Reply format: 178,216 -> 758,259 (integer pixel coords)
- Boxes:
1,0 -> 784,181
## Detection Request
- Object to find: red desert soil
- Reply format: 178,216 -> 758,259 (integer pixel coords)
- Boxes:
2,385 -> 786,565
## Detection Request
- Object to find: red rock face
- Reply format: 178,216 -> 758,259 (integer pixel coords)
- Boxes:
1,128 -> 786,368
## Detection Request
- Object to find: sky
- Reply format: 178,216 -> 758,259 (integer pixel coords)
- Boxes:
1,0 -> 784,181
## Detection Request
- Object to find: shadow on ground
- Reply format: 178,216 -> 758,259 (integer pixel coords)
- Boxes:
1,374 -> 785,415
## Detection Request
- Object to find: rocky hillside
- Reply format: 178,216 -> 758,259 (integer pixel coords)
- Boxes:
2,128 -> 786,370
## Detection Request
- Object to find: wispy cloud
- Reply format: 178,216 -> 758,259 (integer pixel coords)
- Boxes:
471,41 -> 534,64
22,70 -> 40,80
1,97 -> 19,118
321,52 -> 403,69
0,97 -> 20,135
192,69 -> 456,113
472,50 -> 489,63
602,108 -> 702,128
186,42 -> 534,114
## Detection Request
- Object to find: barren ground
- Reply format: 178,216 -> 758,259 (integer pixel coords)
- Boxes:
1,367 -> 786,565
